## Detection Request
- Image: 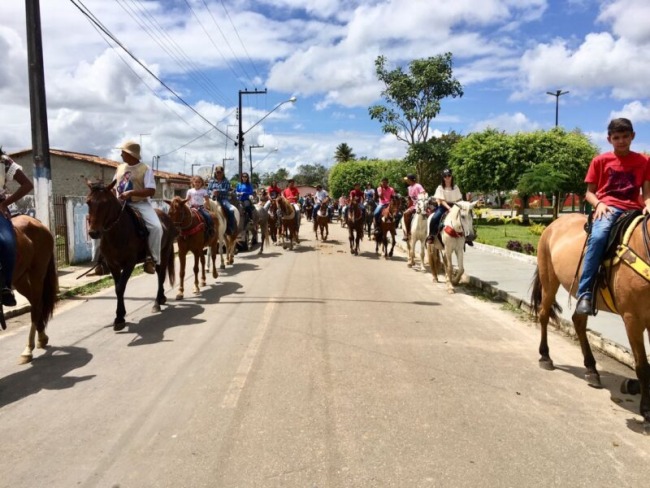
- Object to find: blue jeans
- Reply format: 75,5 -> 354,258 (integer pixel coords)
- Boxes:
577,207 -> 624,298
428,206 -> 447,237
0,214 -> 17,287
197,207 -> 214,234
374,203 -> 386,227
219,199 -> 236,234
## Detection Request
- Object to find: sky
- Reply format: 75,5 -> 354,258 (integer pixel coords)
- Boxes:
2,0 -> 650,179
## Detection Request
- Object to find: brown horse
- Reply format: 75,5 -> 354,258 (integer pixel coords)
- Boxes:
346,198 -> 364,255
165,197 -> 220,300
375,196 -> 400,259
314,197 -> 329,241
86,181 -> 177,330
277,196 -> 299,250
0,215 -> 58,364
267,199 -> 280,245
531,212 -> 650,429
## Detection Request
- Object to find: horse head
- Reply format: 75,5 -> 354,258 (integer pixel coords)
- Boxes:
164,196 -> 193,229
445,200 -> 476,240
415,192 -> 429,215
86,180 -> 121,239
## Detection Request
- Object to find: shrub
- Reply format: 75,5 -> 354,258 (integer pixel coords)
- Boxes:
506,240 -> 523,253
523,243 -> 536,255
528,222 -> 546,236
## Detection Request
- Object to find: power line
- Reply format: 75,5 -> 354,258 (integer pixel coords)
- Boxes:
69,0 -> 236,142
219,0 -> 262,82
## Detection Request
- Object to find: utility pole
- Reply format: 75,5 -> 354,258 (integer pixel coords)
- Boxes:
237,88 -> 267,180
25,0 -> 54,232
546,90 -> 569,127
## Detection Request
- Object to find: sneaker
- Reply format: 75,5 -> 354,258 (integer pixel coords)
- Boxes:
1,287 -> 17,307
575,295 -> 593,315
143,259 -> 156,275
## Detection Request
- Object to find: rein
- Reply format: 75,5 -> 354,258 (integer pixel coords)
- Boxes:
102,200 -> 127,233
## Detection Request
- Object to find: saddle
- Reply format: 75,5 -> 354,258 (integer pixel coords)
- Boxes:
125,206 -> 149,239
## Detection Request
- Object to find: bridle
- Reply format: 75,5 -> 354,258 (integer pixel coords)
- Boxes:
170,203 -> 195,231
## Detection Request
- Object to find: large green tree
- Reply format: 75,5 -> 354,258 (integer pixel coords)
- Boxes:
293,163 -> 329,187
328,159 -> 412,198
334,143 -> 356,163
259,168 -> 290,186
369,53 -> 464,145
405,131 -> 463,192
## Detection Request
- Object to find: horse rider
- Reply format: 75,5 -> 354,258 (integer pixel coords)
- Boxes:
364,182 -> 376,204
186,175 -> 214,238
426,168 -> 464,245
0,150 -> 34,306
266,180 -> 282,200
373,177 -> 395,235
402,174 -> 426,241
344,182 -> 365,221
208,165 -> 237,235
282,179 -> 301,226
312,184 -> 332,221
235,172 -> 255,225
114,140 -> 162,274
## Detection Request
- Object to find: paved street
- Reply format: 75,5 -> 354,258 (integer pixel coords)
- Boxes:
1,222 -> 650,488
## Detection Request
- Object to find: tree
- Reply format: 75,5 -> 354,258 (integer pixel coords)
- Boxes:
259,168 -> 290,186
328,159 -> 412,198
405,131 -> 463,192
334,143 -> 355,163
293,163 -> 329,187
369,53 -> 464,146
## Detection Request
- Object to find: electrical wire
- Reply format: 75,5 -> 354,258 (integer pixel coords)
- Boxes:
219,0 -> 262,82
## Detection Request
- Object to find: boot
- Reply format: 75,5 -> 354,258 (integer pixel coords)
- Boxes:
1,287 -> 17,307
575,294 -> 593,315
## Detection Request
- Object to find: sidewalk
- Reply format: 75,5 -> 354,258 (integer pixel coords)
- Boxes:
396,240 -> 634,369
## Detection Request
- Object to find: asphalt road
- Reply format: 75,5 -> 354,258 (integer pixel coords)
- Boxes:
1,222 -> 649,488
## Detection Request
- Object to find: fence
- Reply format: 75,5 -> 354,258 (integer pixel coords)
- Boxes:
53,194 -> 69,267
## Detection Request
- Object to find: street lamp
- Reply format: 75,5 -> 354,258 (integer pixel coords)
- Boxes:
546,90 -> 569,127
237,94 -> 297,179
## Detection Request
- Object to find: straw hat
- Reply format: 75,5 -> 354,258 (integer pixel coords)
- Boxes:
119,140 -> 141,161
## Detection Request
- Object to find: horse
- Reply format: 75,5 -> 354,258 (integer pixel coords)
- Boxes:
0,215 -> 58,364
86,181 -> 177,330
530,212 -> 650,430
303,198 -> 314,222
407,192 -> 430,271
254,201 -> 271,254
235,196 -> 258,251
208,199 -> 240,267
426,200 -> 478,293
277,196 -> 300,250
314,197 -> 330,241
165,197 -> 220,300
364,199 -> 376,239
375,196 -> 400,259
346,198 -> 364,255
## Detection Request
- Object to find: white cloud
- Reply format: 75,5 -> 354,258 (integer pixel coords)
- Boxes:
469,112 -> 540,133
598,0 -> 650,45
610,101 -> 650,124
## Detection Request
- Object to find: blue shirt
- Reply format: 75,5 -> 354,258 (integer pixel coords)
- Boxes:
235,182 -> 255,201
208,178 -> 232,201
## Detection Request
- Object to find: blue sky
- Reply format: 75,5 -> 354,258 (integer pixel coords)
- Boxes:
1,0 -> 650,179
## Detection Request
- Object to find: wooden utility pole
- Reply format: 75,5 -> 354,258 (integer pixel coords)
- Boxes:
25,0 -> 54,232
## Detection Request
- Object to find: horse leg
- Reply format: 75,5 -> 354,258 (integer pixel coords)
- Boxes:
193,250 -> 202,294
210,243 -> 219,278
450,244 -> 464,286
114,268 -> 133,330
388,230 -> 396,257
176,251 -> 186,300
152,262 -> 166,313
571,312 -> 600,387
444,248 -> 455,294
427,244 -> 440,283
407,238 -> 414,267
419,241 -> 426,272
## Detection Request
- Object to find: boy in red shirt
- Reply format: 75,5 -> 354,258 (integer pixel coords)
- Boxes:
575,118 -> 650,315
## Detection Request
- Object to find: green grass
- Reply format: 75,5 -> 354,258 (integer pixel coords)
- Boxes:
474,222 -> 540,253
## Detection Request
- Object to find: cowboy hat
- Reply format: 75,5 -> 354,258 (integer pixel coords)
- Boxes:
119,140 -> 141,161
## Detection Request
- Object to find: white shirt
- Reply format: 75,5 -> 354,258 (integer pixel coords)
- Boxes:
315,189 -> 329,204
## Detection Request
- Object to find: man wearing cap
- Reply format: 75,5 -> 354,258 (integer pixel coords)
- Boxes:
402,174 -> 426,241
114,140 -> 162,274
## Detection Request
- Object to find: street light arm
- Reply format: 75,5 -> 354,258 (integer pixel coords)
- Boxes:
243,97 -> 297,136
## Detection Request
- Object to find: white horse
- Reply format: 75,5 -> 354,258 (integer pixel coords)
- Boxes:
407,192 -> 430,271
426,200 -> 478,293
254,201 -> 271,254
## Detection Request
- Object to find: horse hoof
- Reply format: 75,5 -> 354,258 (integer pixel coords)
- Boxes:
621,378 -> 641,395
407,263 -> 413,268
585,372 -> 602,389
176,293 -> 184,300
220,264 -> 226,270
114,319 -> 126,332
538,358 -> 555,371
18,354 -> 33,365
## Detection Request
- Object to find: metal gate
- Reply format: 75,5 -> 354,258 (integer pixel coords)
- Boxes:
53,194 -> 69,267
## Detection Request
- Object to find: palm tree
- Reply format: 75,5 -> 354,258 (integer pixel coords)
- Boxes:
334,143 -> 356,163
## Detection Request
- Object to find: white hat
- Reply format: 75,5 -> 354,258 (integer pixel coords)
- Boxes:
119,140 -> 141,161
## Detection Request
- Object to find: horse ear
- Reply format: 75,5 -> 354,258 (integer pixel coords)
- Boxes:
107,179 -> 117,191
163,199 -> 171,205
183,197 -> 190,204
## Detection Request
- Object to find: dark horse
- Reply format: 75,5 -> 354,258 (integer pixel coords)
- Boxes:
346,198 -> 364,255
375,196 -> 400,259
531,213 -> 650,431
86,181 -> 177,330
0,215 -> 58,364
165,196 -> 220,300
364,199 -> 376,239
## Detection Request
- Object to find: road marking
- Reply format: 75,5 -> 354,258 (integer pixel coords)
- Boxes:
221,300 -> 276,409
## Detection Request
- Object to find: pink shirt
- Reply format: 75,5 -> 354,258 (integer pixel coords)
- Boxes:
377,185 -> 395,205
407,183 -> 425,207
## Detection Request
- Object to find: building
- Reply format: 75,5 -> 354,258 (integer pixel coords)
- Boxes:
9,148 -> 191,199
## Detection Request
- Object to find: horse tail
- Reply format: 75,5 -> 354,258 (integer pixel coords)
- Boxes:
530,267 -> 560,321
166,248 -> 176,287
40,254 -> 59,330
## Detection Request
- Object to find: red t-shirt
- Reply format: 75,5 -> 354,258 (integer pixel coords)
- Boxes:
585,151 -> 650,210
283,187 -> 300,204
267,185 -> 281,197
349,189 -> 364,203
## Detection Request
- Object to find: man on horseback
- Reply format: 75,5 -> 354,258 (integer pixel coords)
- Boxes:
312,184 -> 332,222
282,179 -> 301,227
373,178 -> 395,236
0,150 -> 34,306
344,182 -> 365,221
186,175 -> 214,238
208,165 -> 237,235
364,182 -> 376,204
575,118 -> 650,315
426,168 -> 463,245
402,174 -> 426,241
114,140 -> 162,274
